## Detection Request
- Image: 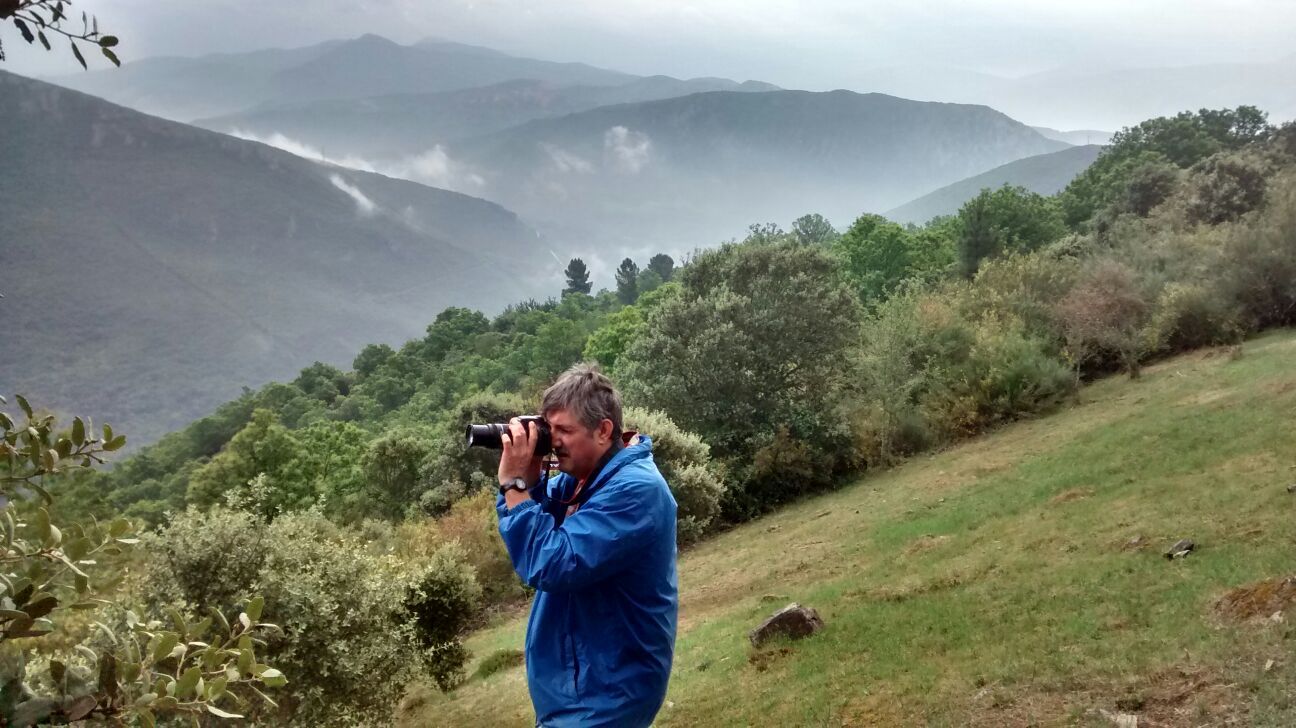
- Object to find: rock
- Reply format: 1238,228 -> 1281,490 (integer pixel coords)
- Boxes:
1286,483 -> 1296,494
1164,539 -> 1195,560
749,603 -> 824,647
1123,535 -> 1146,551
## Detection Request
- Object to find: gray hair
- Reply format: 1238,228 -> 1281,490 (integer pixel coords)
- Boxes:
541,362 -> 623,438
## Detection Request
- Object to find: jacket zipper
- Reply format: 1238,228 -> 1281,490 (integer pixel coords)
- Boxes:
568,632 -> 581,696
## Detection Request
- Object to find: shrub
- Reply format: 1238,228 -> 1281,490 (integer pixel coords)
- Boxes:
1217,173 -> 1296,328
1143,282 -> 1243,354
141,506 -> 265,615
473,649 -> 525,681
402,544 -> 482,691
623,407 -> 725,544
1056,259 -> 1151,378
398,490 -> 526,609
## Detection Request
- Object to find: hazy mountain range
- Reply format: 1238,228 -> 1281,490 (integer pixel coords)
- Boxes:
47,34 -> 638,122
439,89 -> 1069,249
193,76 -> 783,160
0,70 -> 553,446
885,145 -> 1104,224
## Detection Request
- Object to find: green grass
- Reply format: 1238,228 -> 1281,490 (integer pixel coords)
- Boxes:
403,331 -> 1296,727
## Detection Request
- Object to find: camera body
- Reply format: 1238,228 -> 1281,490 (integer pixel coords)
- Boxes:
466,415 -> 552,454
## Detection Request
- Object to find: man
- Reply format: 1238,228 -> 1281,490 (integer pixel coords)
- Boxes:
496,363 -> 678,727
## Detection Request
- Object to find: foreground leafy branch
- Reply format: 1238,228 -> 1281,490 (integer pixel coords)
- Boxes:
1,394 -> 283,726
0,0 -> 119,67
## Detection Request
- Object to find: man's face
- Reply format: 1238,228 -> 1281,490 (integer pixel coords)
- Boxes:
545,408 -> 613,480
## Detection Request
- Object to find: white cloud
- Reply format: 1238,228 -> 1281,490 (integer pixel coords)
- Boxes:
329,174 -> 378,215
541,143 -> 595,174
603,126 -> 652,174
229,129 -> 485,194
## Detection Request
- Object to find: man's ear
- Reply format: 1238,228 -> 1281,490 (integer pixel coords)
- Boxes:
598,419 -> 615,445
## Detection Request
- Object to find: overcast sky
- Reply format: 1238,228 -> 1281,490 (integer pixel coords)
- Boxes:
4,0 -> 1294,87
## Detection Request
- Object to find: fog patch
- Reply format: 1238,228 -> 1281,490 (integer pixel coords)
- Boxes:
329,174 -> 378,215
603,126 -> 652,174
541,143 -> 595,174
230,129 -> 485,194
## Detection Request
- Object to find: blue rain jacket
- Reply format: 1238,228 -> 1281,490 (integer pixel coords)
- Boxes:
496,437 -> 678,728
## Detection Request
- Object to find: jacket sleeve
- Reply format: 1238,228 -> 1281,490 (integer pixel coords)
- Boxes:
497,476 -> 658,593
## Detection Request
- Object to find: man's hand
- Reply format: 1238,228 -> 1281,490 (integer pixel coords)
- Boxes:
499,417 -> 543,508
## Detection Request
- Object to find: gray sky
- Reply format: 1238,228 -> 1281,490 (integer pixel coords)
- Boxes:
5,0 -> 1294,92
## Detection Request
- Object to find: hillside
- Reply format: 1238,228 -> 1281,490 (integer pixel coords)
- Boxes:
193,76 -> 783,160
446,90 -> 1068,249
886,145 -> 1104,224
45,34 -> 636,122
0,70 -> 554,447
411,330 -> 1296,726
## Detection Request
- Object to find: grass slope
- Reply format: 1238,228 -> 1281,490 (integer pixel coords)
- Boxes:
406,330 -> 1296,726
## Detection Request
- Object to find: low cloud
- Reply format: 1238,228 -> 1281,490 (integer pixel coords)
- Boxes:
329,174 -> 378,215
541,143 -> 595,174
603,126 -> 652,174
230,129 -> 485,194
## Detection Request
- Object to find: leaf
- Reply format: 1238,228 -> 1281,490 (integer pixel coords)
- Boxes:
71,417 -> 85,446
102,423 -> 113,443
0,412 -> 12,430
23,593 -> 59,619
71,41 -> 86,70
175,666 -> 201,699
15,395 -> 31,419
108,517 -> 131,537
165,607 -> 187,635
104,434 -> 127,451
49,659 -> 65,686
66,695 -> 96,721
153,632 -> 180,663
245,596 -> 264,623
32,508 -> 51,543
102,47 -> 120,67
98,35 -> 118,47
205,704 -> 244,719
210,606 -> 230,635
37,30 -> 50,51
137,706 -> 156,728
238,612 -> 251,630
259,667 -> 287,688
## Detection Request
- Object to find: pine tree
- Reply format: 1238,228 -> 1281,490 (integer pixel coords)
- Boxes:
615,257 -> 640,304
563,257 -> 592,295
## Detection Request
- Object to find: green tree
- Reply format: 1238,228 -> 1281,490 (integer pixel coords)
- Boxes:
563,258 -> 592,296
615,257 -> 640,304
957,185 -> 1066,277
620,241 -> 862,512
362,430 -> 433,519
186,409 -> 304,515
583,305 -> 647,371
351,343 -> 395,380
832,213 -> 915,303
647,253 -> 676,282
791,213 -> 839,246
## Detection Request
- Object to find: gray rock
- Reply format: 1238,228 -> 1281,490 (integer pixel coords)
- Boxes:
1286,483 -> 1296,494
749,603 -> 823,647
1164,539 -> 1195,560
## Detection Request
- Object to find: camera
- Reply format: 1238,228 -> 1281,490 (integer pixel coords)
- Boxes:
466,415 -> 552,454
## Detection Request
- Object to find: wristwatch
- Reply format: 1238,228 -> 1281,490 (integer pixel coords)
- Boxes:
498,477 -> 530,495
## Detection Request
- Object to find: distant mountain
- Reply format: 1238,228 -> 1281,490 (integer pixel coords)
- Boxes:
1031,127 -> 1113,146
845,55 -> 1296,130
885,145 -> 1104,224
46,34 -> 636,121
441,90 -> 1069,249
194,76 -> 783,160
0,70 -> 554,447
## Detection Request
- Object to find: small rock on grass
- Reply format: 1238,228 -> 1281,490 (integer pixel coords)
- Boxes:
1164,539 -> 1195,560
749,603 -> 823,648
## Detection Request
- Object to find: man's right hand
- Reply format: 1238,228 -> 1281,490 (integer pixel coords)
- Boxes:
498,417 -> 543,489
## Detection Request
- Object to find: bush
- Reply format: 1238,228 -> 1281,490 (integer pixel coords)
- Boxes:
920,314 -> 1074,439
473,649 -> 525,681
1056,259 -> 1151,378
1143,282 -> 1243,354
623,407 -> 725,544
141,506 -> 265,615
1218,173 -> 1296,328
398,490 -> 526,609
403,544 -> 482,691
142,509 -> 479,726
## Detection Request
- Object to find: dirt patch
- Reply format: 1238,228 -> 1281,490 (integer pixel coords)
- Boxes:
1215,576 -> 1296,622
903,534 -> 952,556
851,566 -> 990,603
1049,488 -> 1095,505
835,690 -> 915,726
1178,388 -> 1235,407
1266,378 -> 1296,396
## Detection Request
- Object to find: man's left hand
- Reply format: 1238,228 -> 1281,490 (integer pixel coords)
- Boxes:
499,417 -> 543,508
